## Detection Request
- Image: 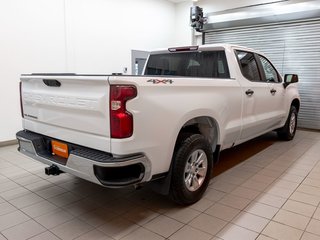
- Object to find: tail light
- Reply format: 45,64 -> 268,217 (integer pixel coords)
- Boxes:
110,85 -> 137,138
19,82 -> 24,118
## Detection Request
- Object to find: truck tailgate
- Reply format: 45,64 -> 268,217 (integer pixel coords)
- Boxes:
20,75 -> 111,152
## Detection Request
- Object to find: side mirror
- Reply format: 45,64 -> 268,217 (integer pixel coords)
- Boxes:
284,74 -> 299,88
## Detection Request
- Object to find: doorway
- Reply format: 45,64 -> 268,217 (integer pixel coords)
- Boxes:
131,50 -> 149,75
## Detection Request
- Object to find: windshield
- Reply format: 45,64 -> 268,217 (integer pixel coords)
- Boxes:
145,51 -> 230,78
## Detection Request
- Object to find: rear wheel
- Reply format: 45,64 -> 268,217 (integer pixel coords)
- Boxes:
170,134 -> 213,205
277,106 -> 298,141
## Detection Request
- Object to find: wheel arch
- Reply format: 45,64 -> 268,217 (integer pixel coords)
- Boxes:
175,116 -> 220,153
291,98 -> 300,112
149,116 -> 221,196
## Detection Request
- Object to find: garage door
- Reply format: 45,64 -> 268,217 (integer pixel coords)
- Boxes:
204,19 -> 320,130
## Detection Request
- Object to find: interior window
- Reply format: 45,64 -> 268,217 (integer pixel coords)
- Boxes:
236,51 -> 261,81
258,55 -> 280,83
187,59 -> 200,68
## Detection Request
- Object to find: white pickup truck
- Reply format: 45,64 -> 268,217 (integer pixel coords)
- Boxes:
17,44 -> 300,204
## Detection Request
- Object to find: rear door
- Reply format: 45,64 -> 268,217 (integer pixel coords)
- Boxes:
21,74 -> 111,152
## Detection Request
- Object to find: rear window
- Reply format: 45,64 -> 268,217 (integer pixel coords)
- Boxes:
145,51 -> 230,78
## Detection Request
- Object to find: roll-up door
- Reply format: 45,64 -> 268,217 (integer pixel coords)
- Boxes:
204,19 -> 320,130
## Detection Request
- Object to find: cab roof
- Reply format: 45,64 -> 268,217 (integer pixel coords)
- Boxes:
150,43 -> 263,55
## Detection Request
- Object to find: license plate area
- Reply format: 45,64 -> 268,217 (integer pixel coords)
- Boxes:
51,140 -> 69,159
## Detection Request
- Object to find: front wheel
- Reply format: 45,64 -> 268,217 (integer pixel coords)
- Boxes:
277,106 -> 298,141
170,134 -> 213,205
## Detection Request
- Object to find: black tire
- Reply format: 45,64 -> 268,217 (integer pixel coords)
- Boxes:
277,106 -> 298,141
170,134 -> 213,205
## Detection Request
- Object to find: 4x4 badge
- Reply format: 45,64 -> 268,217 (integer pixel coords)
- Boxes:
147,79 -> 174,84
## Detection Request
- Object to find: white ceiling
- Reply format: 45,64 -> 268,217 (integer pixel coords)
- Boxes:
168,0 -> 189,3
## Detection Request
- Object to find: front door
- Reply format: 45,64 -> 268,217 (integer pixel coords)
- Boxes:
235,50 -> 277,142
257,55 -> 286,126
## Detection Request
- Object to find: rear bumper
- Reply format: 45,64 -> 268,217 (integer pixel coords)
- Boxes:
16,130 -> 151,187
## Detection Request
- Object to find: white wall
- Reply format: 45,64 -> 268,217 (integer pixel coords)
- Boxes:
174,1 -> 193,46
65,0 -> 176,74
0,0 -> 67,142
0,0 -> 176,142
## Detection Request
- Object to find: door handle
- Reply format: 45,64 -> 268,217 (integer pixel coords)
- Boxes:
245,89 -> 254,96
270,89 -> 277,95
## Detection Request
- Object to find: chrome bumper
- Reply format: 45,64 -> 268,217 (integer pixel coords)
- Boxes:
16,130 -> 151,187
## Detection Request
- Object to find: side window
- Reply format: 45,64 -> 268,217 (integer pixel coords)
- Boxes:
236,51 -> 261,81
258,55 -> 280,83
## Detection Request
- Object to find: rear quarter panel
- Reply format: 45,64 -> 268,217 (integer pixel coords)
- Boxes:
109,76 -> 242,177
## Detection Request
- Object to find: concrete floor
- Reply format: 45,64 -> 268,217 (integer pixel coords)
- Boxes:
0,130 -> 319,240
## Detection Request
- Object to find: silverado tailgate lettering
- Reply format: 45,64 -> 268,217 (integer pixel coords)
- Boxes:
23,93 -> 98,109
